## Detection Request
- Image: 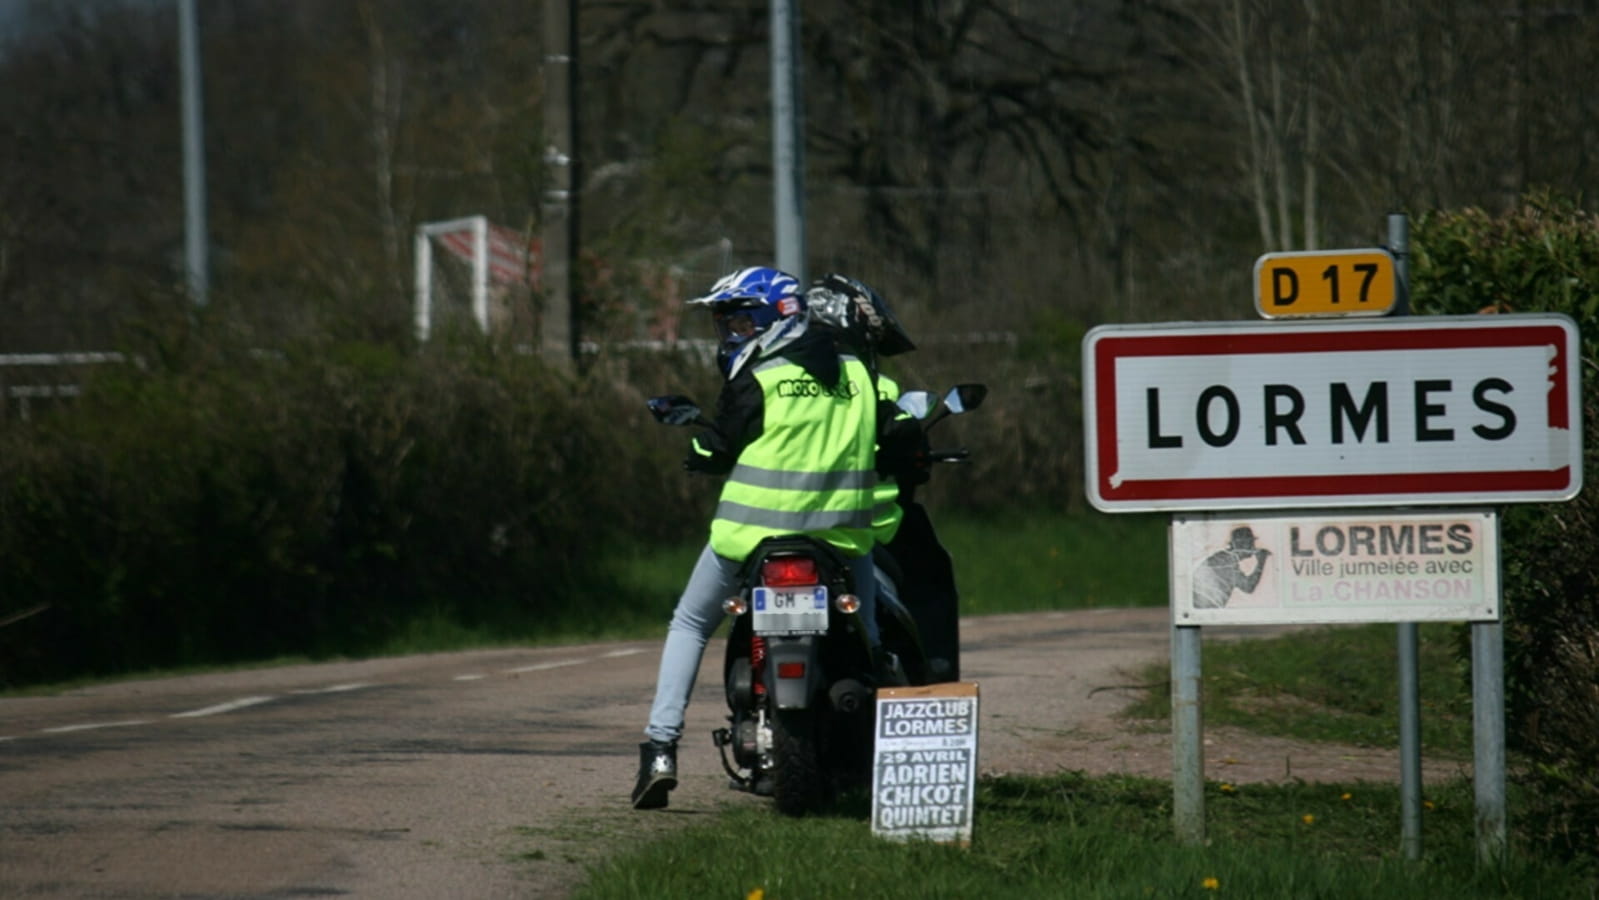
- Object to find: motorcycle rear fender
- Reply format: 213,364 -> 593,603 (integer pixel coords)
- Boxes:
764,635 -> 823,710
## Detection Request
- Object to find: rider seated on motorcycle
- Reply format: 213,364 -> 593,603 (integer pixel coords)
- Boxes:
633,266 -> 896,811
805,273 -> 929,605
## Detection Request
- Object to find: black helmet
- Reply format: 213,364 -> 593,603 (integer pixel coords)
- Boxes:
805,273 -> 916,357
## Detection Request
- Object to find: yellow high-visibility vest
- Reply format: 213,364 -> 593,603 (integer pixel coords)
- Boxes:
709,355 -> 878,559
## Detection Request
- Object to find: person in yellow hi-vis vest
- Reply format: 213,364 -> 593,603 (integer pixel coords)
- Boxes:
633,267 -> 885,811
805,274 -> 963,683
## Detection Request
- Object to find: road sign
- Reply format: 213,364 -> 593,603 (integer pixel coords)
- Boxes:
1254,249 -> 1397,318
1169,508 -> 1500,625
1083,315 -> 1582,511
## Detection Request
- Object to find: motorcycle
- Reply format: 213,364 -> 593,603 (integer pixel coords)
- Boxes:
647,383 -> 985,815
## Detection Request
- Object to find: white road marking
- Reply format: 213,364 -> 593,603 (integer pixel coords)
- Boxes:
289,682 -> 374,695
41,720 -> 152,734
22,647 -> 636,741
170,696 -> 276,719
503,659 -> 585,674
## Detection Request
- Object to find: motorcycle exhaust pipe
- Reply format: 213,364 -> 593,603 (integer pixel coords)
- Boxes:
829,677 -> 870,714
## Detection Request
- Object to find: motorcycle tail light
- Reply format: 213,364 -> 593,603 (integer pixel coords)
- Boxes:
834,593 -> 860,614
722,595 -> 748,616
761,556 -> 818,587
776,661 -> 806,679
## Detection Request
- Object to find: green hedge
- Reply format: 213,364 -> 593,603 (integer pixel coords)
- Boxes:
1411,190 -> 1599,860
0,340 -> 718,685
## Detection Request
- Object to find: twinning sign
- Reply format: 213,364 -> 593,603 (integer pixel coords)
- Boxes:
1170,508 -> 1501,626
1083,315 -> 1582,512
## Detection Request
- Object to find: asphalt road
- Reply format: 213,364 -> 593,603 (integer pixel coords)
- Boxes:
0,608 -> 1416,898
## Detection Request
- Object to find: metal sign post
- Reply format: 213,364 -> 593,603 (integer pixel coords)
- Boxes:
770,0 -> 807,284
1171,621 -> 1205,845
1472,618 -> 1507,862
1391,213 -> 1423,860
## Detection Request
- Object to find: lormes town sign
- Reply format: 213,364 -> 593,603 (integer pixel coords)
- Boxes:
1082,315 -> 1582,512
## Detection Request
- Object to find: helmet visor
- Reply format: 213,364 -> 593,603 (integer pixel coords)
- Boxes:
712,307 -> 758,342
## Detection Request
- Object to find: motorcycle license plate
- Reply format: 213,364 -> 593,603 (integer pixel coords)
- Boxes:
751,586 -> 828,635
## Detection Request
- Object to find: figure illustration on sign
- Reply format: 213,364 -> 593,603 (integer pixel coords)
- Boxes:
1191,526 -> 1271,609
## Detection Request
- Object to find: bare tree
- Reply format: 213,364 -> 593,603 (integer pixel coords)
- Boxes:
1156,0 -> 1327,252
3,0 -> 1597,353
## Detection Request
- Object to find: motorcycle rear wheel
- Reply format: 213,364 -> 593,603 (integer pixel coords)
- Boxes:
771,708 -> 828,816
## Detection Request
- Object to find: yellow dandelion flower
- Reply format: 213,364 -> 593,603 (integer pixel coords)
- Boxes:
1424,800 -> 1436,811
1219,783 -> 1236,793
1341,792 -> 1352,801
1202,876 -> 1220,890
1302,814 -> 1315,825
747,890 -> 765,900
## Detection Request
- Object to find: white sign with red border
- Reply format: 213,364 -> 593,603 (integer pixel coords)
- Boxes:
1170,508 -> 1500,625
1083,314 -> 1581,511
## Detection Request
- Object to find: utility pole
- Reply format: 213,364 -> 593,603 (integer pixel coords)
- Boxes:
541,0 -> 578,366
770,0 -> 806,284
178,0 -> 209,306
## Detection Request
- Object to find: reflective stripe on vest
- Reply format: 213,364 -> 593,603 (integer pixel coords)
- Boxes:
726,463 -> 874,493
709,355 -> 877,559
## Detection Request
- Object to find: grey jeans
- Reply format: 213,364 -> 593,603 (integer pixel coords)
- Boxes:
644,541 -> 878,744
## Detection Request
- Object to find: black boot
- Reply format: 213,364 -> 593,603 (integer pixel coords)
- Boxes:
631,739 -> 678,810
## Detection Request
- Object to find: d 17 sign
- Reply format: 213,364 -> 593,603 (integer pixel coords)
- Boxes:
1083,315 -> 1582,512
1254,248 -> 1397,318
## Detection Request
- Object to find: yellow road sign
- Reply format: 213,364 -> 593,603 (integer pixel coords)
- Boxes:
1253,249 -> 1397,318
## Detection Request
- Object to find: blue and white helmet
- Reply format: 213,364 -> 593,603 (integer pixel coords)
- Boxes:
687,266 -> 809,378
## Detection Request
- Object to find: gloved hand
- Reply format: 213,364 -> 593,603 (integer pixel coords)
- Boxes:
683,450 -> 723,474
683,435 -> 734,475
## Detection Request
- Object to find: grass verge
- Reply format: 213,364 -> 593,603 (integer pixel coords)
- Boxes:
568,775 -> 1593,899
567,553 -> 1593,897
1122,622 -> 1474,756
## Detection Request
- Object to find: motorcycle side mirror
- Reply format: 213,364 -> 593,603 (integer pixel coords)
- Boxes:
647,395 -> 707,427
944,383 -> 988,415
923,382 -> 989,430
895,390 -> 936,420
